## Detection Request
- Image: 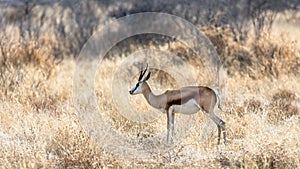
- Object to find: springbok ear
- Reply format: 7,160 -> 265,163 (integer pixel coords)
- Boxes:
143,71 -> 151,82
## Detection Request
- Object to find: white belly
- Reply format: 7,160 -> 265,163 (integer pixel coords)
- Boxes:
171,99 -> 200,115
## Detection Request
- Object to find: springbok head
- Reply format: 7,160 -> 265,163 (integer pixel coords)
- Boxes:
129,64 -> 151,95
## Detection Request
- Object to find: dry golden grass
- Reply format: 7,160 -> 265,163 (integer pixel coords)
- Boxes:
1,56 -> 299,168
1,15 -> 300,169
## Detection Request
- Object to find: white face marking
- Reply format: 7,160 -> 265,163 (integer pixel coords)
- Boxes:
129,82 -> 143,95
170,99 -> 200,115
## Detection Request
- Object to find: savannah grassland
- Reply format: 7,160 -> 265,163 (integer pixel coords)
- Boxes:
1,1 -> 300,168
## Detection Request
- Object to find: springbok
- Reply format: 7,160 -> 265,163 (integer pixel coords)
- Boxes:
129,65 -> 226,144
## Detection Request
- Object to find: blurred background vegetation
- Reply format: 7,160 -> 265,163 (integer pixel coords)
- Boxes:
1,0 -> 299,74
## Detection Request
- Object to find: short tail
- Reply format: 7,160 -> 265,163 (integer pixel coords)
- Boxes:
213,89 -> 223,111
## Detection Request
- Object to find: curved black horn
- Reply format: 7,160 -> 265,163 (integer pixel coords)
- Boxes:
138,64 -> 148,81
143,71 -> 151,82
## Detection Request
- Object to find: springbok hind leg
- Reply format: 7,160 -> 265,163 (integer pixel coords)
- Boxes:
204,110 -> 226,145
216,117 -> 226,145
217,125 -> 221,145
220,120 -> 226,144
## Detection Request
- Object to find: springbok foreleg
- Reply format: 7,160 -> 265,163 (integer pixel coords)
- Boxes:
171,112 -> 175,137
166,108 -> 175,143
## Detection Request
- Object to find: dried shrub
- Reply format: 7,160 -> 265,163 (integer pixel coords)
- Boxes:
201,25 -> 231,60
202,25 -> 257,77
217,153 -> 232,168
201,25 -> 300,79
268,90 -> 299,124
227,99 -> 264,118
253,146 -> 298,169
47,126 -> 119,168
215,145 -> 298,169
251,33 -> 300,78
245,99 -> 264,114
0,34 -> 55,69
